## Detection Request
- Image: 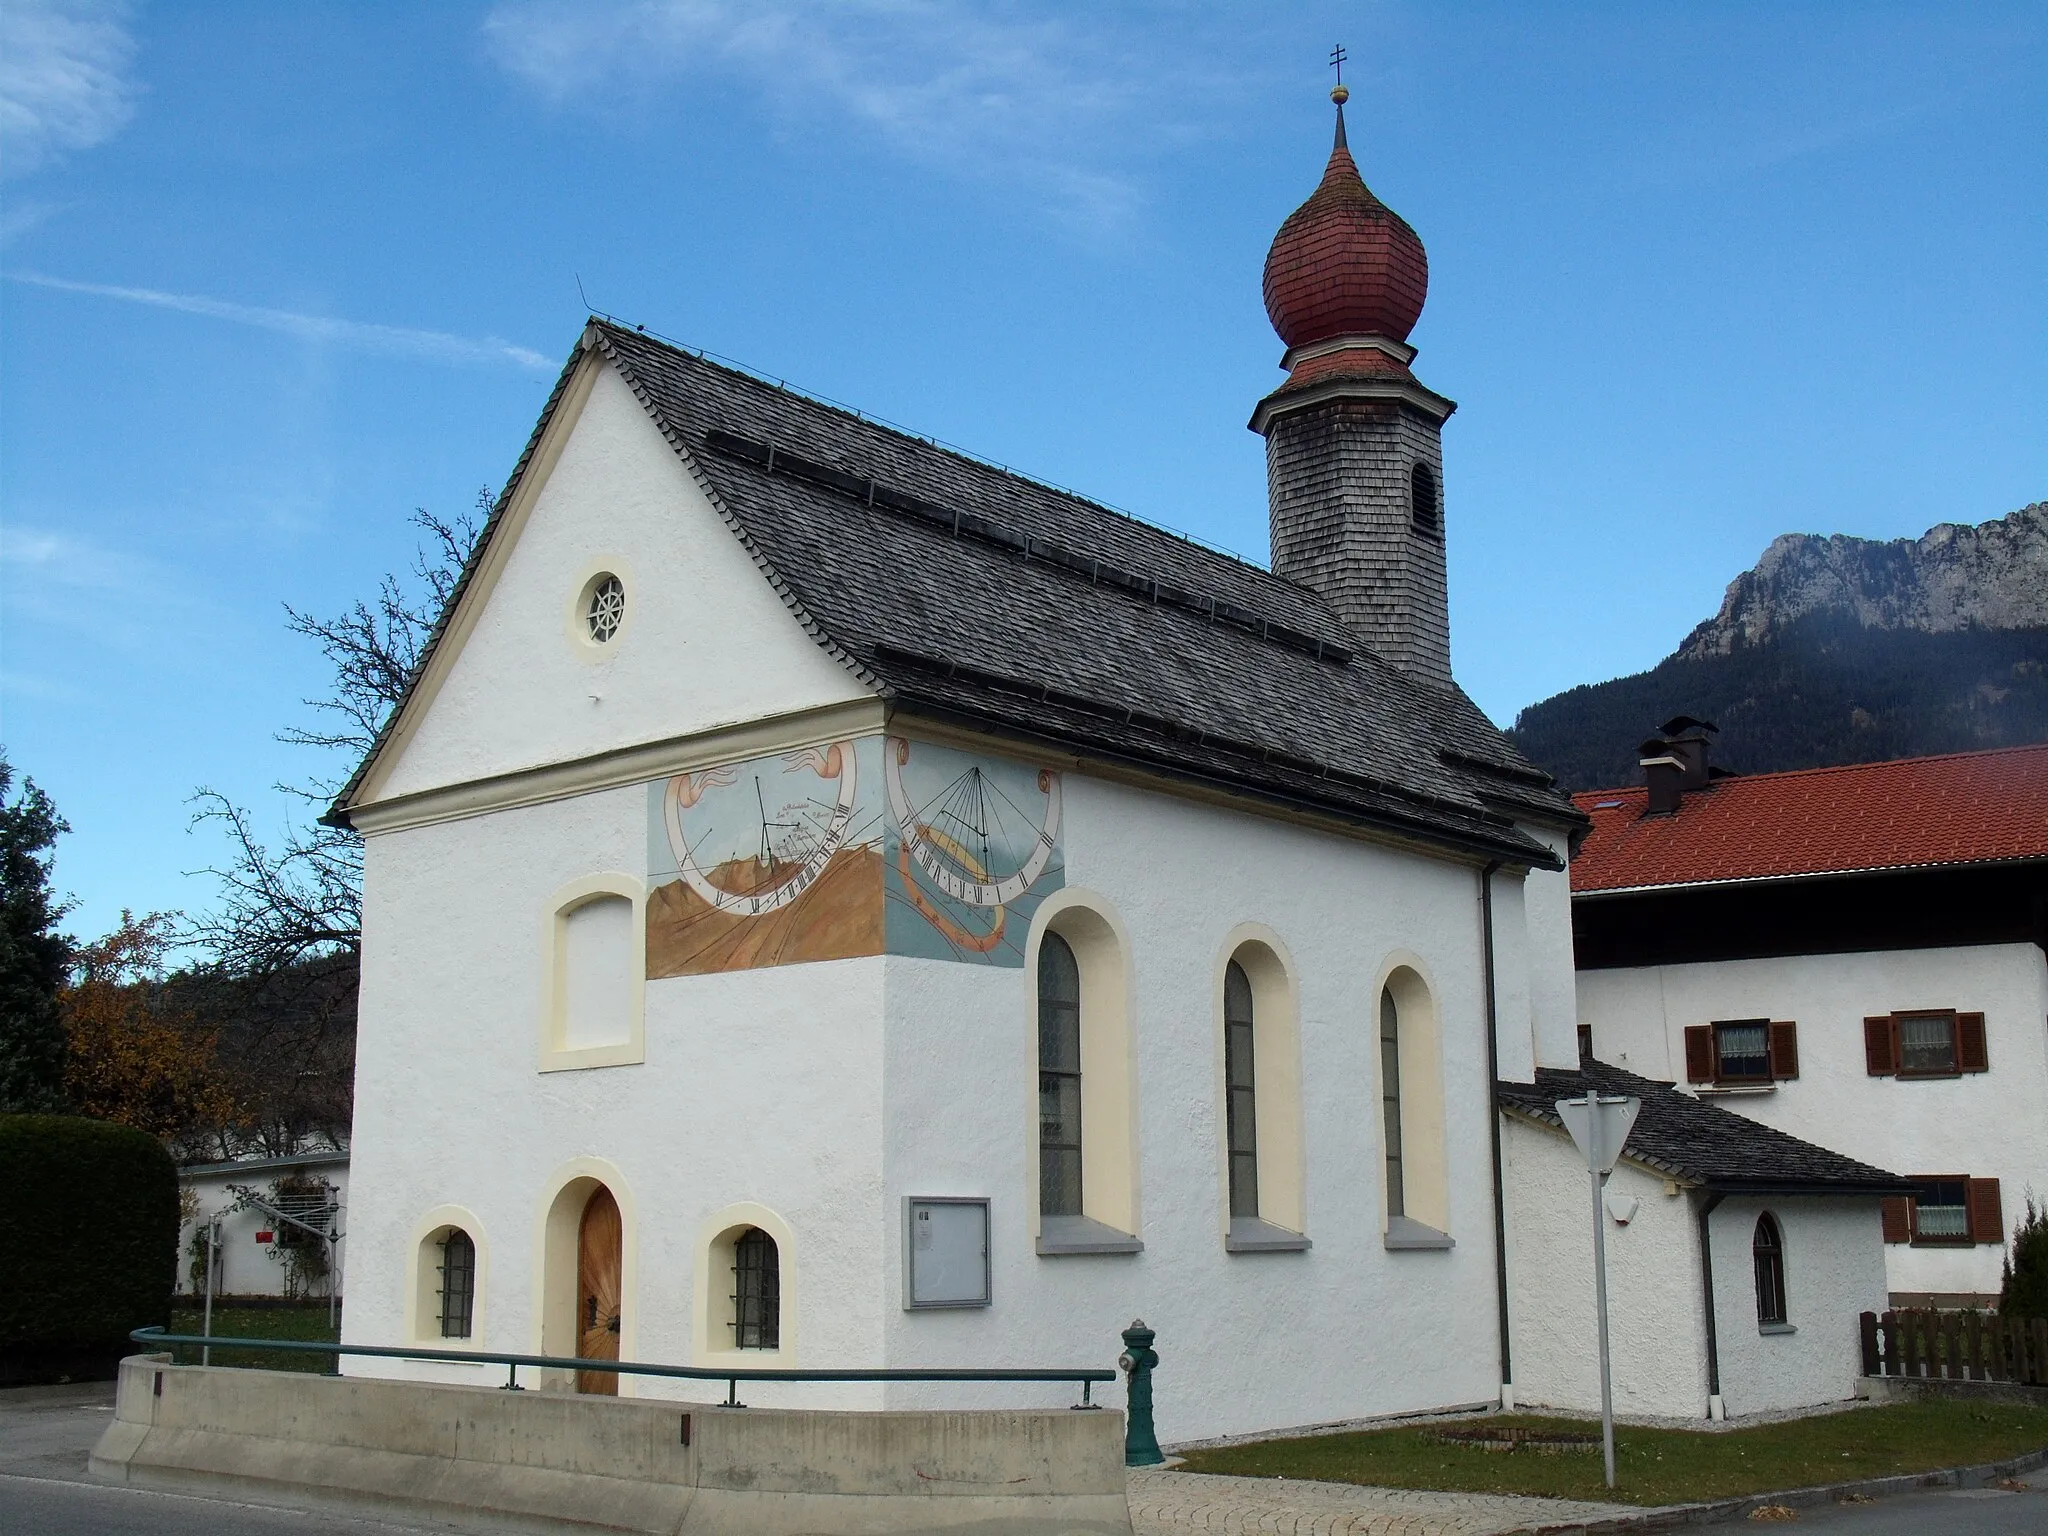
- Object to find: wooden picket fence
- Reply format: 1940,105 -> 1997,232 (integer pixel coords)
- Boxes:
1860,1309 -> 2048,1385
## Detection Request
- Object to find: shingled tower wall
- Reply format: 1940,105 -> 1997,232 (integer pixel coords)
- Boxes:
1252,96 -> 1457,690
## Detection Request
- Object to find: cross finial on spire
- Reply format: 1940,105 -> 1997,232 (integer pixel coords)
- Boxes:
1328,43 -> 1349,104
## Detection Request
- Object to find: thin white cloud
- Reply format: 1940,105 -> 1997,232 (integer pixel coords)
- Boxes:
5,271 -> 555,371
0,0 -> 138,180
481,0 -> 1235,230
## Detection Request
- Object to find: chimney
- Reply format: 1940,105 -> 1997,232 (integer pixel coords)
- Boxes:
1252,89 -> 1457,688
1657,716 -> 1718,791
1640,738 -> 1685,815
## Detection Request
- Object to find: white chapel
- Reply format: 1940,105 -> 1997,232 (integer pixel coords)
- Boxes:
331,91 -> 1901,1441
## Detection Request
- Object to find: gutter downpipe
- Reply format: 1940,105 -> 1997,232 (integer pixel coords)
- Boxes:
1697,1190 -> 1727,1421
1480,859 -> 1512,1409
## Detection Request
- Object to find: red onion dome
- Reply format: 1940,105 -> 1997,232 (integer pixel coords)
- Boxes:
1262,104 -> 1428,349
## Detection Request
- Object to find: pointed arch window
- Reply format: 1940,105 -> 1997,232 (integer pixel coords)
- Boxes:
1753,1213 -> 1786,1327
1038,932 -> 1084,1217
1224,961 -> 1260,1219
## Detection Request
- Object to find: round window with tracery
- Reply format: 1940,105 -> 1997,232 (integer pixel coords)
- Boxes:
585,574 -> 625,644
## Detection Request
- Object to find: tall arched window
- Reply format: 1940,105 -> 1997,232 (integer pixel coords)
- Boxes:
438,1229 -> 476,1339
1038,932 -> 1084,1217
1225,961 -> 1259,1219
1753,1213 -> 1787,1327
732,1227 -> 780,1349
1410,461 -> 1440,538
1380,986 -> 1406,1219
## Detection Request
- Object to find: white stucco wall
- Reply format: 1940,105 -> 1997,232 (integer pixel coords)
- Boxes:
177,1157 -> 349,1300
1503,1116 -> 1708,1419
1706,1195 -> 1888,1418
347,780 -> 889,1408
876,774 -> 1530,1443
1578,943 -> 2048,1298
344,745 -> 1582,1438
1503,1118 -> 1889,1420
371,361 -> 873,804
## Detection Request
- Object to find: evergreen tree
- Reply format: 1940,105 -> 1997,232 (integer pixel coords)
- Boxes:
2002,1198 -> 2048,1321
0,755 -> 73,1111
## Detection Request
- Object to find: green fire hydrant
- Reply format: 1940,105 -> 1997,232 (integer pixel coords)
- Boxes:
1119,1319 -> 1163,1466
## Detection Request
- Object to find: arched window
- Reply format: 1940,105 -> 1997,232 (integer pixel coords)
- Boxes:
438,1229 -> 476,1339
1380,986 -> 1406,1219
1410,462 -> 1440,538
732,1227 -> 780,1349
1753,1213 -> 1787,1327
540,876 -> 647,1072
1038,932 -> 1083,1218
1224,960 -> 1259,1219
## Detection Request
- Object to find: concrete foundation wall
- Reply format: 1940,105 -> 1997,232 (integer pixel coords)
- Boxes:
93,1354 -> 1131,1536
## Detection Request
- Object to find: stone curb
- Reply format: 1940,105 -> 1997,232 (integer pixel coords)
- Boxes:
1514,1443 -> 2047,1533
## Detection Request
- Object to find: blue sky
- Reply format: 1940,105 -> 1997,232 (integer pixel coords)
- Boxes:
3,1 -> 2043,943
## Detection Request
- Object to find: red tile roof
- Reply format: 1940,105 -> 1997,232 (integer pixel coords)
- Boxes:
1570,744 -> 2048,894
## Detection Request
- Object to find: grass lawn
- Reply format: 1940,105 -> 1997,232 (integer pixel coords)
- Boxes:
1174,1400 -> 2048,1507
165,1304 -> 340,1374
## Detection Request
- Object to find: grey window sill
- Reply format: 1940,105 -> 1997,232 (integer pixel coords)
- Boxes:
1225,1217 -> 1311,1253
1384,1216 -> 1455,1250
1759,1322 -> 1797,1336
1697,1083 -> 1778,1096
1036,1215 -> 1142,1256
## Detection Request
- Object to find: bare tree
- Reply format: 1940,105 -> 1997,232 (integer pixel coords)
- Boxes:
181,495 -> 488,1153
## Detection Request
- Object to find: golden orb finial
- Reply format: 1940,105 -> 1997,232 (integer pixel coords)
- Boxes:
1330,83 -> 1350,105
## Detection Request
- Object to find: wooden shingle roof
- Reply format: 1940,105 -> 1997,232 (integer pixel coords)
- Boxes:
336,321 -> 1581,866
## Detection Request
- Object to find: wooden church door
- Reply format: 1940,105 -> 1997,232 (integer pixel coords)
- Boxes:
577,1187 -> 622,1394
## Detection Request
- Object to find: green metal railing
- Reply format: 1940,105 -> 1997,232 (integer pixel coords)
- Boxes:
129,1326 -> 1114,1409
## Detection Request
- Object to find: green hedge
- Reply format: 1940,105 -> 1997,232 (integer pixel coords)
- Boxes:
0,1113 -> 177,1382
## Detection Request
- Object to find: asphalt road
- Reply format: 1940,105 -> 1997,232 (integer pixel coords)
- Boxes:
2,1381 -> 2043,1534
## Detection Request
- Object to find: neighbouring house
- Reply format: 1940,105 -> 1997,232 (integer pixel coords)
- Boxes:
1500,1062 -> 1900,1421
321,91 -> 1903,1440
177,1148 -> 349,1302
1572,725 -> 2048,1308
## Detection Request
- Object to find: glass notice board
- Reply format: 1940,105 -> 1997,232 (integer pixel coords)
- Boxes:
903,1197 -> 991,1308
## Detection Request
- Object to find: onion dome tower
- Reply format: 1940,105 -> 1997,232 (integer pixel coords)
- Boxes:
1252,82 -> 1456,688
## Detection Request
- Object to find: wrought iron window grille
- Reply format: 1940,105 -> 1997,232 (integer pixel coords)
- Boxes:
731,1227 -> 780,1350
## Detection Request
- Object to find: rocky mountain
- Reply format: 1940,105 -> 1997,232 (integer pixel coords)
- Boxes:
1677,503 -> 2048,659
1510,503 -> 2048,792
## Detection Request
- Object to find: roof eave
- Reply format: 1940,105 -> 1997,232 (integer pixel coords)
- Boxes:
1573,853 -> 2048,900
888,693 -> 1562,872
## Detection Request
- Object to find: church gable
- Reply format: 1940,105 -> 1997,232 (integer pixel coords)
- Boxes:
358,357 -> 875,808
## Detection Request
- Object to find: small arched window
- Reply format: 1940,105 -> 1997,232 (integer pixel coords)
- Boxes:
1753,1213 -> 1786,1327
732,1227 -> 780,1349
1038,932 -> 1083,1217
1224,961 -> 1259,1219
1380,987 -> 1406,1218
1410,462 -> 1440,538
438,1228 -> 476,1339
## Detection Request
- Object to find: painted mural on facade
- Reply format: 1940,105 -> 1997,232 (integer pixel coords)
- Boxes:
646,735 -> 1061,975
882,735 -> 1063,967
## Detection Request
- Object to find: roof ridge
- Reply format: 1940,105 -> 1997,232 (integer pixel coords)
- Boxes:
588,318 -> 1317,597
1573,738 -> 2048,801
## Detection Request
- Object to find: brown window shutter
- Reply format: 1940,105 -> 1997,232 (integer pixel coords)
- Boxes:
1968,1178 -> 2003,1242
1768,1021 -> 1799,1080
1957,1013 -> 1989,1073
1684,1025 -> 1715,1083
1880,1196 -> 1912,1244
1863,1016 -> 1896,1075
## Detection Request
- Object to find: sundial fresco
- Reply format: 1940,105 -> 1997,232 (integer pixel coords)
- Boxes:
645,736 -> 1063,976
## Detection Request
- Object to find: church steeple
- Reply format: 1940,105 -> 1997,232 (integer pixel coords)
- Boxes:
1252,77 -> 1456,689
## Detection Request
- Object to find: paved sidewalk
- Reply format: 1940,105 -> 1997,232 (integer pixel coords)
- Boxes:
1128,1467 -> 1629,1535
